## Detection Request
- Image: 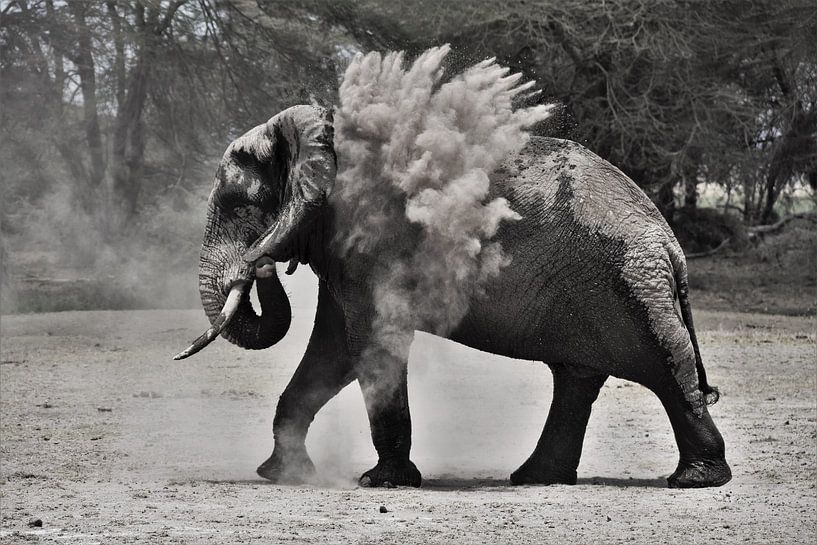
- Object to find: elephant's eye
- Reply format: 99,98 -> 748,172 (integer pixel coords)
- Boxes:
213,184 -> 248,213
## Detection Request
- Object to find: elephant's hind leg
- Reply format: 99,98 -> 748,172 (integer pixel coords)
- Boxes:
647,376 -> 731,488
511,364 -> 607,485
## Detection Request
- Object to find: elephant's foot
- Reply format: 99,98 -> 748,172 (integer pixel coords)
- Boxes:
667,459 -> 732,488
510,459 -> 577,486
256,448 -> 316,484
358,459 -> 422,488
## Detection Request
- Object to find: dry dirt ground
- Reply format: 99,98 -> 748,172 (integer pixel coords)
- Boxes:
1,303 -> 815,544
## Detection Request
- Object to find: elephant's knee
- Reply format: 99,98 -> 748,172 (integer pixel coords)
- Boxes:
272,390 -> 312,437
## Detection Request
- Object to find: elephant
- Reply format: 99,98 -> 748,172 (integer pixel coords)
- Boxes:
176,104 -> 732,489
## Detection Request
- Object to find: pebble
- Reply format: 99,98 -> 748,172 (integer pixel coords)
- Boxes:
28,519 -> 43,527
379,505 -> 388,513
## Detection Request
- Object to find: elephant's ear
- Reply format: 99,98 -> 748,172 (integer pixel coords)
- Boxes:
240,105 -> 336,263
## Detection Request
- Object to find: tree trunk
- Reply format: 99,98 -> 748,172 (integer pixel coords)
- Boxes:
681,149 -> 700,211
759,58 -> 817,224
683,171 -> 698,211
106,2 -> 126,110
741,174 -> 753,223
760,159 -> 782,224
110,3 -> 152,228
656,180 -> 677,222
68,2 -> 105,212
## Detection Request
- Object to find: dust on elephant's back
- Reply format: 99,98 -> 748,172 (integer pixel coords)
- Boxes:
463,137 -> 701,408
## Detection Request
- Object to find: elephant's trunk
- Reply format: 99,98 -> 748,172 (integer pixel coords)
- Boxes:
174,241 -> 291,359
199,256 -> 292,351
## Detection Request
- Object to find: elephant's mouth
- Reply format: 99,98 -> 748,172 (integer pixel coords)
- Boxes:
256,255 -> 299,277
254,256 -> 277,279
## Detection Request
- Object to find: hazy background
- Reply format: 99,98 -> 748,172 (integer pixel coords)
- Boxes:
1,0 -> 815,316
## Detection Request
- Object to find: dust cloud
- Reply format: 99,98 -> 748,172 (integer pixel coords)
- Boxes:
1,183 -> 205,313
333,45 -> 553,362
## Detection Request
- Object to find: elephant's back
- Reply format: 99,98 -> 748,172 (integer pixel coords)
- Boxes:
488,137 -> 684,285
494,137 -> 672,240
453,137 -> 689,377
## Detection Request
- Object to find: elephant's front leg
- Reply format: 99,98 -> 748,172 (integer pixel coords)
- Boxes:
257,283 -> 355,483
356,346 -> 422,488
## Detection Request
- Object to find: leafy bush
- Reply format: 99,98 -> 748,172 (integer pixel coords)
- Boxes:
671,208 -> 749,254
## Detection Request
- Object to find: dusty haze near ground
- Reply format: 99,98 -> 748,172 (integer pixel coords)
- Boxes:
1,269 -> 815,544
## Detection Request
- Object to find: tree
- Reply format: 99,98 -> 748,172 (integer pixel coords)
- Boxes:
276,0 -> 816,224
2,0 -> 814,237
1,0 -> 342,234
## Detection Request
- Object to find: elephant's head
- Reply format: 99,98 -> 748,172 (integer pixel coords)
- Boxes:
174,105 -> 336,360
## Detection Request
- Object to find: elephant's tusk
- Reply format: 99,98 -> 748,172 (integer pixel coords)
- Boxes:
173,283 -> 246,360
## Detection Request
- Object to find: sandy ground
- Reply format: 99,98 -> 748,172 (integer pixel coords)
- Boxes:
1,300 -> 815,543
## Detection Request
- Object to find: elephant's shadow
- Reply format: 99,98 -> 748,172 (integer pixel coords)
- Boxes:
203,476 -> 668,490
421,476 -> 667,490
575,476 -> 667,488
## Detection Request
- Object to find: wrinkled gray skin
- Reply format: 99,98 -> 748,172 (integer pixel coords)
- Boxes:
185,105 -> 731,489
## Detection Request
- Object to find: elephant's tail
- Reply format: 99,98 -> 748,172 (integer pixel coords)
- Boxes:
675,266 -> 720,406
